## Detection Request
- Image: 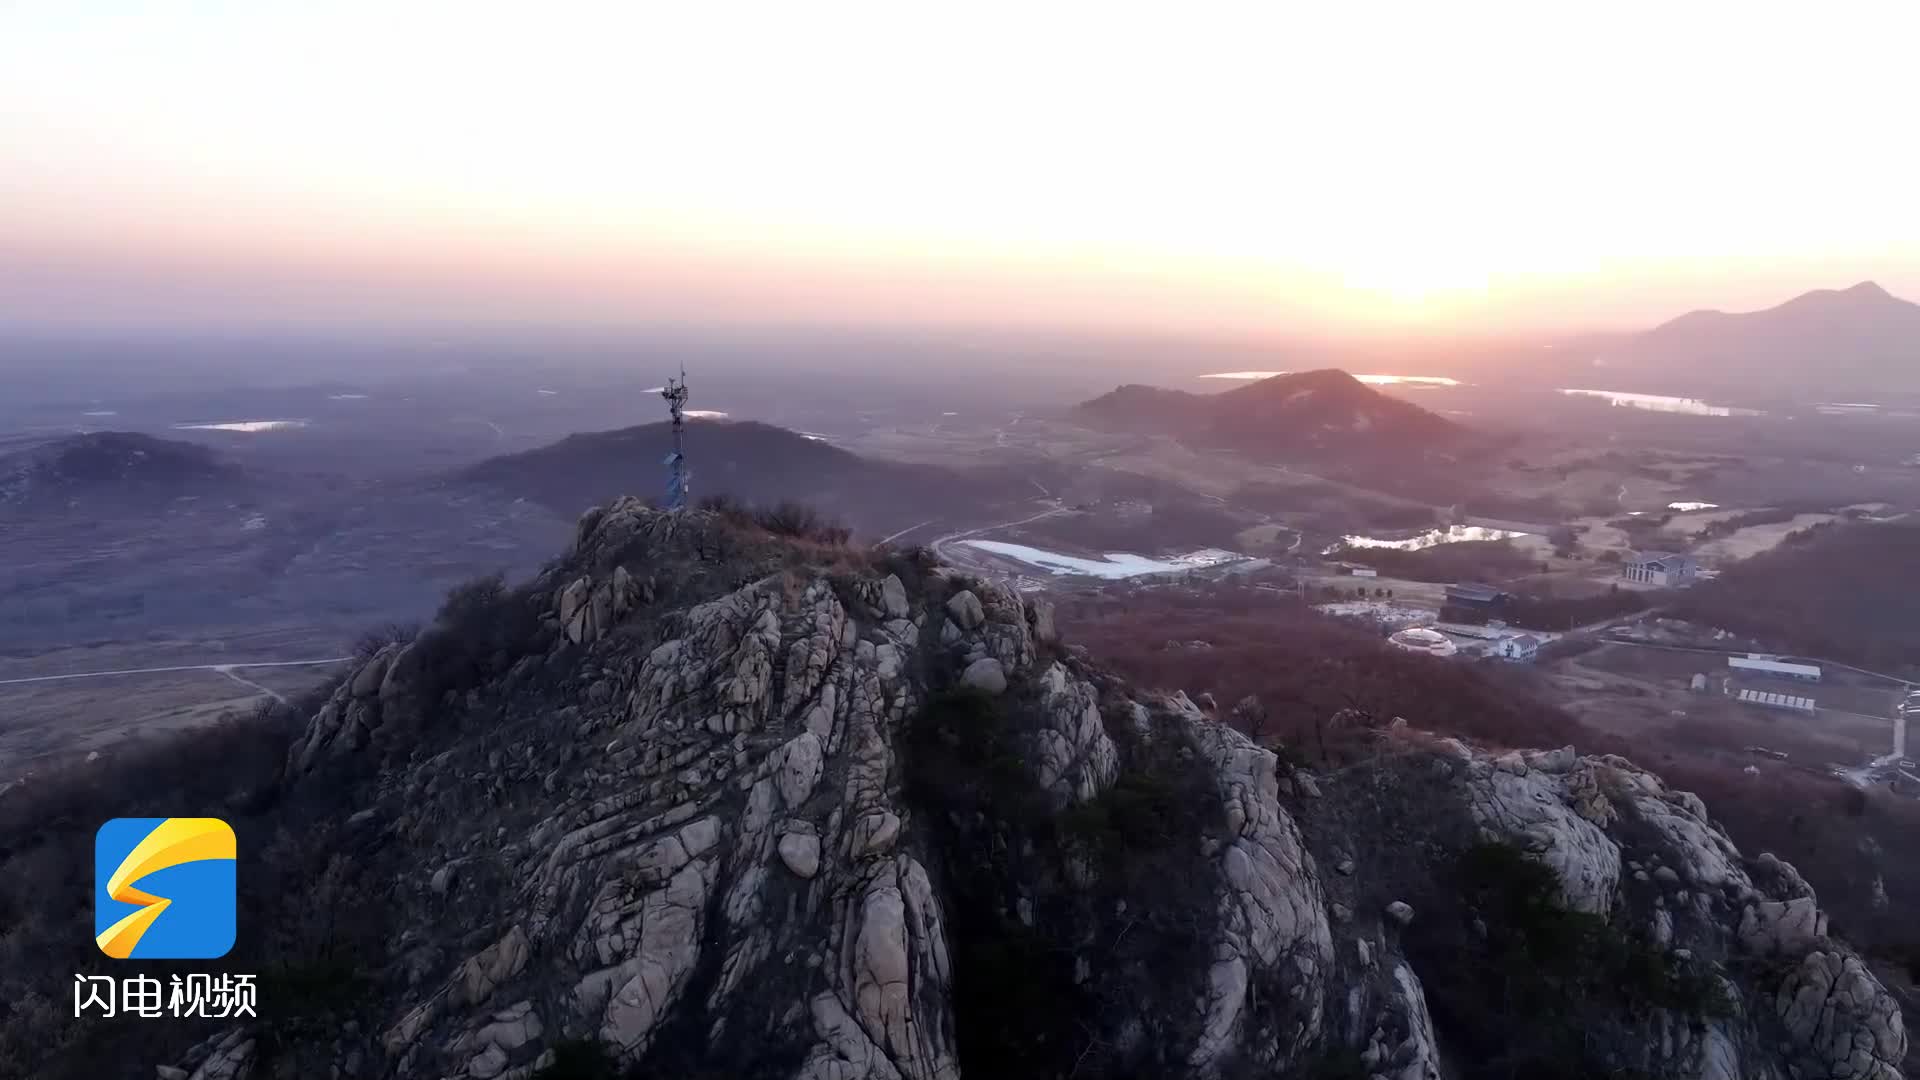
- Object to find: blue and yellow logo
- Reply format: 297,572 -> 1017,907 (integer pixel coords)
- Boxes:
94,818 -> 236,959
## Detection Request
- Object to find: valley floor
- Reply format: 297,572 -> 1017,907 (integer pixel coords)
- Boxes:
0,625 -> 346,774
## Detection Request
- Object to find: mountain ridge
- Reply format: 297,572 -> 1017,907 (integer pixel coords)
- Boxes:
2,500 -> 1907,1078
455,418 -> 1066,538
1659,280 -> 1900,323
1603,281 -> 1920,393
152,505 -> 1920,1077
0,430 -> 249,509
1074,368 -> 1465,462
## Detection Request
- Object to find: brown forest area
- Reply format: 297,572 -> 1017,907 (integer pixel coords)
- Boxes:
1056,592 -> 1597,757
1335,539 -> 1541,584
1657,758 -> 1920,967
1059,587 -> 1920,974
1671,519 -> 1920,674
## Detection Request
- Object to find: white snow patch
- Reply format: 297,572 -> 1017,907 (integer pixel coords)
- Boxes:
1328,524 -> 1530,553
960,540 -> 1244,579
173,419 -> 308,433
1558,388 -> 1760,417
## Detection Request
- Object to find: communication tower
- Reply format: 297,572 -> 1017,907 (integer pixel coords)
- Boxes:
661,369 -> 691,510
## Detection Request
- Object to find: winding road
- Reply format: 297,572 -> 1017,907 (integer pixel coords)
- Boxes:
928,505 -> 1072,572
0,657 -> 353,688
876,519 -> 939,546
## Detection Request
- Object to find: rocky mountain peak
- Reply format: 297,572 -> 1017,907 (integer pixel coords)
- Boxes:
162,500 -> 1906,1080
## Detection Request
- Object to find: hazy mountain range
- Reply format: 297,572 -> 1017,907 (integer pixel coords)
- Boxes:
1587,281 -> 1920,396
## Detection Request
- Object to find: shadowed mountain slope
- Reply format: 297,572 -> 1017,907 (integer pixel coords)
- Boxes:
0,430 -> 249,510
456,418 -> 1066,537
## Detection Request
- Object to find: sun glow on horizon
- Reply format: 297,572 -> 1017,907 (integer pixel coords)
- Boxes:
3,1 -> 1917,335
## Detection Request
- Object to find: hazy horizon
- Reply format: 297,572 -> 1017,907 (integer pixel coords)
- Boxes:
4,1 -> 1918,342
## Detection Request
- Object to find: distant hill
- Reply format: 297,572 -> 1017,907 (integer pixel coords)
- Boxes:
457,419 -> 1060,537
1670,516 -> 1920,674
1074,369 -> 1465,462
0,431 -> 247,510
1598,281 -> 1920,395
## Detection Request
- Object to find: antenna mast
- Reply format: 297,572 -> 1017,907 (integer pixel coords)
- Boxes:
661,368 -> 691,510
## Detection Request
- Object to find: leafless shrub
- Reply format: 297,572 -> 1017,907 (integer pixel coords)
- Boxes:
352,620 -> 419,661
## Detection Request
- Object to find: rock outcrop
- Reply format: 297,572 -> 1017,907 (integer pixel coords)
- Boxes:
184,502 -> 1902,1080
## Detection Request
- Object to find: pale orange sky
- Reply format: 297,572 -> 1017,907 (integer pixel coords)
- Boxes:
3,1 -> 1916,337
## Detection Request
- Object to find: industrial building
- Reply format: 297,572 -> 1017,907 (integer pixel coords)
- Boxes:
1736,688 -> 1816,712
1621,551 -> 1700,587
1443,582 -> 1509,610
1729,656 -> 1822,682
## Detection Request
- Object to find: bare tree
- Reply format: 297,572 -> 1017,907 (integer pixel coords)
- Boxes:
1229,694 -> 1269,740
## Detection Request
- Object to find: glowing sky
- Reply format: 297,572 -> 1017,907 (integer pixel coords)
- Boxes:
3,1 -> 1917,336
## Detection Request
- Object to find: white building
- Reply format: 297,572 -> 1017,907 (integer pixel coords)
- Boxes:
1388,627 -> 1458,657
1492,634 -> 1542,663
1729,656 -> 1822,682
1622,551 -> 1699,587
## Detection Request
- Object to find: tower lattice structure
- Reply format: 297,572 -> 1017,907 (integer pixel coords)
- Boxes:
660,371 -> 691,510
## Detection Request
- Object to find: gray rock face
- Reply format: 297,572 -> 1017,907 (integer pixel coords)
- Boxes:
244,503 -> 1908,1080
774,731 -> 825,808
945,589 -> 985,631
1775,951 -> 1906,1080
351,644 -> 395,697
1739,896 -> 1826,956
1441,734 -> 1906,1080
1184,720 -> 1332,1072
880,574 -> 911,620
557,567 -> 649,646
1029,662 -> 1118,806
959,657 -> 1007,696
1026,598 -> 1058,644
379,639 -> 419,701
778,831 -> 821,878
1462,756 -> 1621,914
1363,964 -> 1442,1080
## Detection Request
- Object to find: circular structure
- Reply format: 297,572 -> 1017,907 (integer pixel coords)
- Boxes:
1388,627 -> 1458,657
